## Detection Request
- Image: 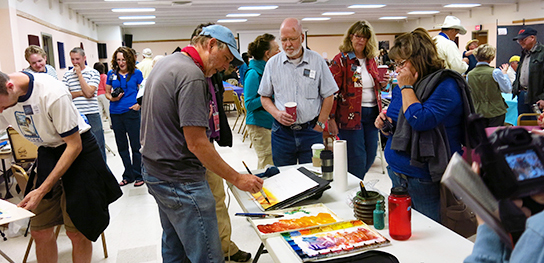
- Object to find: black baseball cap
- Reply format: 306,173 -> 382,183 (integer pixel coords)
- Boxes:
513,27 -> 537,40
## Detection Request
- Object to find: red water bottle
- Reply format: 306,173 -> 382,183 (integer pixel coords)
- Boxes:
388,186 -> 411,240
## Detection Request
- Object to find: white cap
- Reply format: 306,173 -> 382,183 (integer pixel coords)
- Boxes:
142,48 -> 152,58
440,16 -> 467,35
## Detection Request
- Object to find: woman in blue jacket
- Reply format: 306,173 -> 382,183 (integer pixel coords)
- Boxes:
106,46 -> 144,187
375,28 -> 473,222
244,33 -> 280,169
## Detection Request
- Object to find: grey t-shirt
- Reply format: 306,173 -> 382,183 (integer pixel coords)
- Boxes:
140,52 -> 210,182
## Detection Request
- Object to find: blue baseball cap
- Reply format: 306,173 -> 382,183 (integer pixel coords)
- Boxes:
200,25 -> 243,64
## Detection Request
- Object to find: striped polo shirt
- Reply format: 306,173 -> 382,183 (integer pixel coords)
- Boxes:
62,66 -> 101,115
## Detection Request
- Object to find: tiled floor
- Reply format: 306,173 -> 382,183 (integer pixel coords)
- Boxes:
0,110 -> 392,263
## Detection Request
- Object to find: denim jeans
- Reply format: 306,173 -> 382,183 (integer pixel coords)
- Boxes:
142,165 -> 224,263
111,110 -> 142,182
85,113 -> 106,161
517,90 -> 533,115
338,106 -> 379,180
271,120 -> 323,166
387,166 -> 441,223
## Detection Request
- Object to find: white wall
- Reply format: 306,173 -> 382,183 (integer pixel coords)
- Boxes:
402,1 -> 544,66
15,0 -> 98,39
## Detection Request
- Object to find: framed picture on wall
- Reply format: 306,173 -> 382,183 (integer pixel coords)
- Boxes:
57,42 -> 66,69
28,35 -> 40,46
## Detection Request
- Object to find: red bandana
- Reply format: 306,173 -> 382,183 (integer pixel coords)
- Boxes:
181,45 -> 204,72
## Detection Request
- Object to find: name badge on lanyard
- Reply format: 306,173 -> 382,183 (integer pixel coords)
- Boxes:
211,102 -> 220,132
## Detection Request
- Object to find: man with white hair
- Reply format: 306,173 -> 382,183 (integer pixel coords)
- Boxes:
137,48 -> 154,78
259,18 -> 338,166
433,15 -> 469,74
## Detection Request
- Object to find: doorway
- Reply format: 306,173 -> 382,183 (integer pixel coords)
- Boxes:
41,33 -> 55,68
472,30 -> 488,45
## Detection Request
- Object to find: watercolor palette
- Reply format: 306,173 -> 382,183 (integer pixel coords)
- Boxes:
249,204 -> 343,239
281,220 -> 390,261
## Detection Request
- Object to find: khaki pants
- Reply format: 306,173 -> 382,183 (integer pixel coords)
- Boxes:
206,169 -> 239,257
247,124 -> 274,169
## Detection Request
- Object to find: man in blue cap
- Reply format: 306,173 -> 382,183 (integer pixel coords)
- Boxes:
512,27 -> 544,114
140,24 -> 264,262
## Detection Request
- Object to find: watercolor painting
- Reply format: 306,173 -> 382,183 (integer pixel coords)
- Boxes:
282,220 -> 390,261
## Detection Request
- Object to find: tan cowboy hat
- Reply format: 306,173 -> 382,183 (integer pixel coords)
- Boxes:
440,16 -> 467,35
465,39 -> 479,50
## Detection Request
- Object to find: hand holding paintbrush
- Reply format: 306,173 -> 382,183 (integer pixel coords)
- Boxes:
242,161 -> 271,204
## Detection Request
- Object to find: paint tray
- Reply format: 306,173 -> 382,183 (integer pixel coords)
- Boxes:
249,203 -> 343,239
281,220 -> 391,262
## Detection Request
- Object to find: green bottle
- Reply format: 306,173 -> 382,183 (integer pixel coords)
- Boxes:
373,200 -> 385,230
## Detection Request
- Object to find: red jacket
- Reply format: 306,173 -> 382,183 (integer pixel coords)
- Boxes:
329,51 -> 382,130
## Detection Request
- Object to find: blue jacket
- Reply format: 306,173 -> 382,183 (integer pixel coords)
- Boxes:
244,59 -> 274,129
464,210 -> 544,263
385,77 -> 463,179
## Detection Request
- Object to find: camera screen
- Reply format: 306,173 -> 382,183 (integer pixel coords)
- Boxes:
504,149 -> 544,181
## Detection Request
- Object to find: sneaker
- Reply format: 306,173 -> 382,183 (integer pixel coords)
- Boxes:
225,250 -> 251,262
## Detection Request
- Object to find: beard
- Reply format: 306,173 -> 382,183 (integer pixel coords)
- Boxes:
284,45 -> 303,59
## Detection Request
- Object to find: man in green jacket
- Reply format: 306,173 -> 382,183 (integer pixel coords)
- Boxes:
512,27 -> 544,115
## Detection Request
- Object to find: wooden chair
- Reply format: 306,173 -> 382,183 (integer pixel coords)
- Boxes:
232,92 -> 246,133
223,89 -> 236,112
7,127 -> 38,170
517,113 -> 540,126
11,165 -> 109,262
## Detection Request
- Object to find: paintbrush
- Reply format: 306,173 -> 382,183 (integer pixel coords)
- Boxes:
242,161 -> 271,204
359,181 -> 369,198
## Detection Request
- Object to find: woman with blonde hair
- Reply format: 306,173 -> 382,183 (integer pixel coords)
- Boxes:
329,20 -> 387,180
467,44 -> 511,127
375,28 -> 474,222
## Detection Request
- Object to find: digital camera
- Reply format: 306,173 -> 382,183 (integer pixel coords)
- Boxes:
111,87 -> 124,98
468,114 -> 544,200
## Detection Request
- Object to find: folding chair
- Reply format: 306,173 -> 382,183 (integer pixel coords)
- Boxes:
232,92 -> 246,133
517,113 -> 540,126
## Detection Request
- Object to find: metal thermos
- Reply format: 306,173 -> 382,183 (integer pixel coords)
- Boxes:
320,150 -> 333,181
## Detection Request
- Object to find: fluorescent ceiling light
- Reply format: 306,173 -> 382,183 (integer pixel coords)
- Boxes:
119,15 -> 156,20
302,17 -> 331,21
408,10 -> 440,15
379,16 -> 407,20
348,4 -> 386,9
123,21 -> 156,25
226,13 -> 260,17
238,5 -> 278,10
112,8 -> 155,12
444,3 -> 481,8
322,12 -> 355,16
217,19 -> 248,23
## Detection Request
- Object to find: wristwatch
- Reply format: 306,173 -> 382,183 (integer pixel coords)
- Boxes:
316,121 -> 325,129
401,85 -> 413,91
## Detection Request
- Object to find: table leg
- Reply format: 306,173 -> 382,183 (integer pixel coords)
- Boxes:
1,159 -> 12,199
252,242 -> 268,263
0,248 -> 15,263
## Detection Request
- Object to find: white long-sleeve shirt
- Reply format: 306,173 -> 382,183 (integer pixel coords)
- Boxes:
434,33 -> 468,74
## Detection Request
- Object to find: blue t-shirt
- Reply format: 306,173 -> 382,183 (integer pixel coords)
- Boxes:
385,77 -> 463,179
106,69 -> 143,114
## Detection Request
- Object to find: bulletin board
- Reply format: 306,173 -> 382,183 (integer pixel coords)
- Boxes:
496,24 -> 544,66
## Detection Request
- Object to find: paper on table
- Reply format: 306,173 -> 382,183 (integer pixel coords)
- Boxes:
252,168 -> 319,209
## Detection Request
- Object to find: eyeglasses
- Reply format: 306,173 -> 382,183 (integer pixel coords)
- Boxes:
352,34 -> 368,40
393,59 -> 408,68
280,36 -> 300,43
516,36 -> 529,44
